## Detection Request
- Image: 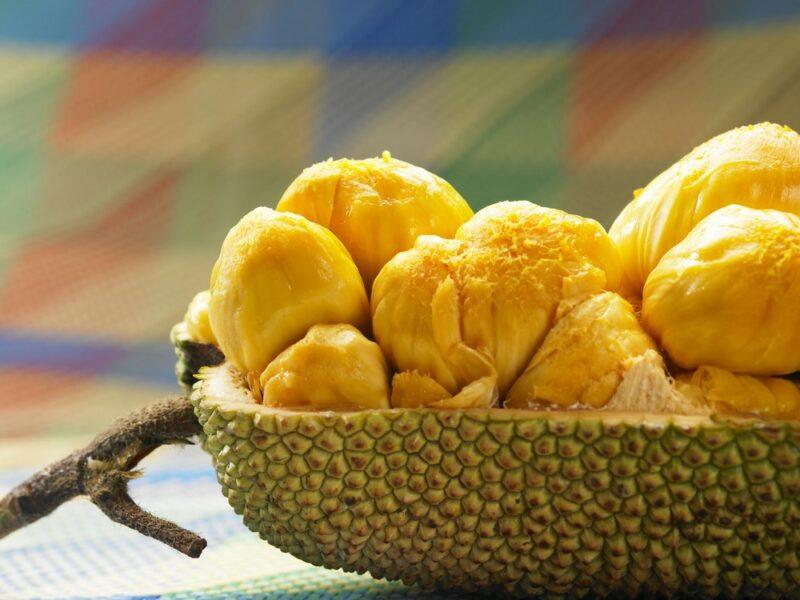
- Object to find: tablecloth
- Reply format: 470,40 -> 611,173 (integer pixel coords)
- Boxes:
0,441 -> 466,600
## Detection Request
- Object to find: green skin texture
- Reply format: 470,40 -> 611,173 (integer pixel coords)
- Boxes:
189,361 -> 800,598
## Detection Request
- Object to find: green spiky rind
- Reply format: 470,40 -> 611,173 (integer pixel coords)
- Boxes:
192,365 -> 800,598
170,322 -> 225,390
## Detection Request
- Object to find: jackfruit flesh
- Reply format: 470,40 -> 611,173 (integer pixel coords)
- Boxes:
276,152 -> 473,289
505,292 -> 660,409
259,324 -> 390,411
183,290 -> 217,346
643,205 -> 800,375
604,350 -> 711,416
390,369 -> 498,409
372,201 -> 621,406
208,207 -> 370,380
677,366 -> 800,420
610,122 -> 800,297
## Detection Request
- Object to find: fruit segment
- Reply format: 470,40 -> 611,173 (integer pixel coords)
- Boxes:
208,207 -> 370,380
188,135 -> 800,418
677,366 -> 800,420
643,205 -> 800,375
183,290 -> 217,346
372,201 -> 621,404
610,122 -> 800,297
277,152 -> 473,290
506,292 -> 659,409
260,324 -> 390,411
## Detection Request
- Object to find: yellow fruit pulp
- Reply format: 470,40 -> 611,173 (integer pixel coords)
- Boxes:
260,324 -> 390,411
677,366 -> 800,420
183,290 -> 217,346
372,201 -> 621,407
277,152 -> 473,290
506,292 -> 659,409
209,207 -> 370,379
643,205 -> 800,375
610,123 -> 800,297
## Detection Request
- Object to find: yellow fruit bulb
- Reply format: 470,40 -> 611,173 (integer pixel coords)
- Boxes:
183,290 -> 217,345
506,292 -> 659,409
276,152 -> 473,289
643,205 -> 800,375
260,324 -> 390,411
209,208 -> 370,379
676,366 -> 800,420
390,371 -> 498,409
610,123 -> 800,297
372,201 -> 621,400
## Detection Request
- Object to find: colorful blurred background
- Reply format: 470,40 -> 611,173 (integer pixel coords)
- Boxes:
1,2 -> 800,597
2,0 -> 800,440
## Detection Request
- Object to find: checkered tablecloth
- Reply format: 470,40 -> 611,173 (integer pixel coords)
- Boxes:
1,1 -> 800,598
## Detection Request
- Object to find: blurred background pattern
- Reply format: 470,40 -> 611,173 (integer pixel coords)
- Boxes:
1,0 -> 800,438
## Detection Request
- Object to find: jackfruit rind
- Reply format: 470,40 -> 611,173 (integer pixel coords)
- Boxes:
506,292 -> 659,409
610,122 -> 800,297
643,205 -> 800,375
209,207 -> 370,379
193,364 -> 800,597
372,201 -> 621,401
678,366 -> 800,420
260,324 -> 390,411
277,152 -> 473,289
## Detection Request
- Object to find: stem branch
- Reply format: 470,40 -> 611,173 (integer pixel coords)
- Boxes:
0,396 -> 206,557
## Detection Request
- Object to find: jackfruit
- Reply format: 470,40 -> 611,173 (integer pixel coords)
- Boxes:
208,207 -> 370,379
505,292 -> 659,409
643,205 -> 800,374
677,366 -> 800,420
372,201 -> 621,407
192,362 -> 800,597
277,152 -> 473,289
259,324 -> 390,411
610,122 -> 800,297
166,185 -> 800,595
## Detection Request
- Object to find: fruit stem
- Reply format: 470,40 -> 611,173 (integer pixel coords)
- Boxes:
0,396 -> 207,558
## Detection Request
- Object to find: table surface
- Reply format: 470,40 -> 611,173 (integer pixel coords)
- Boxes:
0,441 -> 467,600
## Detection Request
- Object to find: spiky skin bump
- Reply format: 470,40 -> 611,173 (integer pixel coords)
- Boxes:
193,367 -> 800,598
